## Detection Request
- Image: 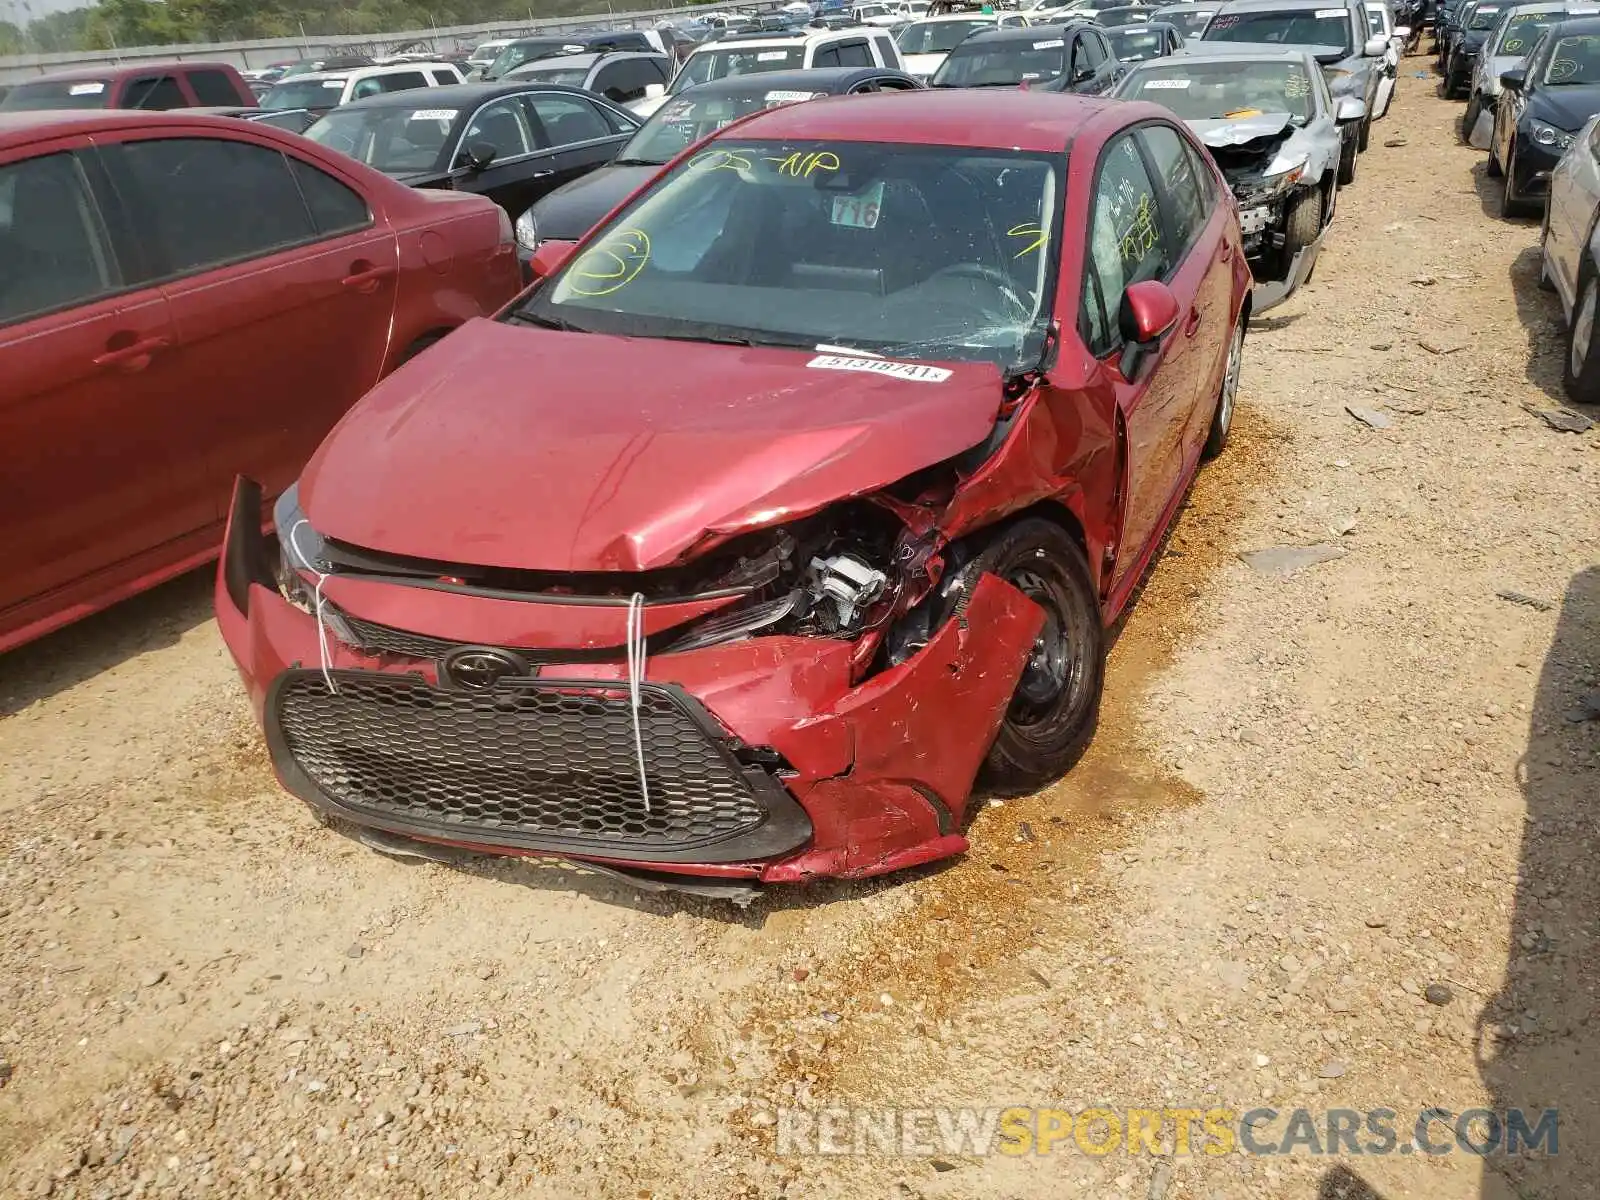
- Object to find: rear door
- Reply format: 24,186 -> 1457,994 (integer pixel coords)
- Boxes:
98,131 -> 400,506
1138,122 -> 1234,463
0,137 -> 185,621
1079,129 -> 1198,589
521,90 -> 635,192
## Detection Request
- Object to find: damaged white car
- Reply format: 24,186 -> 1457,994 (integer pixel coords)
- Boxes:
1117,46 -> 1360,307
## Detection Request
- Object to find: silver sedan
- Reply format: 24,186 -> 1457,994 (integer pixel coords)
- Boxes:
1540,111 -> 1600,400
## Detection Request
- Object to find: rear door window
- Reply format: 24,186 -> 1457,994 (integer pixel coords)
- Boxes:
123,75 -> 187,110
523,92 -> 616,145
1082,133 -> 1171,353
106,137 -> 317,276
378,71 -> 430,93
287,158 -> 372,236
187,69 -> 242,105
0,152 -> 121,325
834,39 -> 874,66
1139,123 -> 1208,259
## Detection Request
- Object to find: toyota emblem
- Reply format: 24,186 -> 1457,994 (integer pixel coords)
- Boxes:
440,646 -> 530,691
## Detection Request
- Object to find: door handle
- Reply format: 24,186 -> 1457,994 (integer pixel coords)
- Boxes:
93,335 -> 168,371
1184,308 -> 1203,338
529,169 -> 555,178
342,262 -> 397,290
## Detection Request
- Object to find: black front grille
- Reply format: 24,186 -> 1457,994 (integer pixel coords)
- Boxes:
264,670 -> 811,863
342,615 -> 457,659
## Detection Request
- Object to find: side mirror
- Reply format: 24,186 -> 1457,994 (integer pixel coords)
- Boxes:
458,140 -> 498,171
1500,67 -> 1526,91
1363,33 -> 1388,55
643,81 -> 666,98
1335,95 -> 1367,122
1117,279 -> 1178,375
1393,24 -> 1411,38
528,239 -> 575,281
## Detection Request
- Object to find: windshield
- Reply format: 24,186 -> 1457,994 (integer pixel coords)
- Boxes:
1468,4 -> 1505,28
898,18 -> 993,51
488,39 -> 586,76
1121,58 -> 1317,121
1544,32 -> 1600,80
1203,8 -> 1356,53
514,65 -> 593,85
670,45 -> 808,92
262,77 -> 348,109
517,139 -> 1061,370
621,90 -> 822,163
304,106 -> 457,172
0,79 -> 113,110
1496,11 -> 1557,52
279,62 -> 320,79
931,36 -> 1069,84
468,43 -> 507,64
1167,8 -> 1218,32
1109,27 -> 1174,57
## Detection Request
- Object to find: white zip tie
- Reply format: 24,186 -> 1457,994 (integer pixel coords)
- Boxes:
287,519 -> 339,696
625,591 -> 651,814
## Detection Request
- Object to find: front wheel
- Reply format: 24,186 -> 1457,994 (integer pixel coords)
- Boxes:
1563,265 -> 1600,404
1502,143 -> 1536,218
1281,188 -> 1323,259
1462,93 -> 1482,141
1357,114 -> 1371,152
976,520 -> 1106,795
1338,136 -> 1358,185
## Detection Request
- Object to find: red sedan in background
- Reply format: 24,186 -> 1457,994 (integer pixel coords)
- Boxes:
218,91 -> 1252,896
0,111 -> 522,653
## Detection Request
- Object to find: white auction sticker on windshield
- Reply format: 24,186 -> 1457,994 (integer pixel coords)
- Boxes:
1033,38 -> 1065,47
757,50 -> 790,60
69,82 -> 106,95
1142,77 -> 1191,87
1314,6 -> 1345,14
808,354 -> 952,383
765,89 -> 819,102
409,109 -> 458,120
322,79 -> 346,88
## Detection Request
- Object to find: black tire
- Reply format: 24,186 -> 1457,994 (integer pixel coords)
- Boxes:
974,519 -> 1106,794
1563,262 -> 1600,404
1204,308 -> 1246,460
1445,61 -> 1463,98
1337,135 -> 1358,185
1502,143 -> 1535,218
1538,208 -> 1559,291
1461,93 -> 1481,141
1282,188 -> 1322,258
1487,138 -> 1504,177
1357,114 -> 1371,152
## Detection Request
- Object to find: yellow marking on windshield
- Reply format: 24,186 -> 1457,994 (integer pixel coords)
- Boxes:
763,149 -> 841,176
686,148 -> 755,174
568,229 -> 651,297
1008,221 -> 1046,256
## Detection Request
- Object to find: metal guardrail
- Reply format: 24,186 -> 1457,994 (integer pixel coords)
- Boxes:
0,1 -> 778,82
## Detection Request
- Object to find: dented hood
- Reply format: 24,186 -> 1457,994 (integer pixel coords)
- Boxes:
299,318 -> 1001,572
1188,111 -> 1295,148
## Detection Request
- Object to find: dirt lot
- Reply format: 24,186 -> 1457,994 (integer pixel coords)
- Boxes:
2,70 -> 1597,1200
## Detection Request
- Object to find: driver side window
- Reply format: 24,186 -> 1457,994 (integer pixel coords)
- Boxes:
462,98 -> 534,163
1081,133 -> 1171,356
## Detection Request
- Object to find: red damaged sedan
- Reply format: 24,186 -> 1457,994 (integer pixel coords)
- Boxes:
216,90 -> 1251,894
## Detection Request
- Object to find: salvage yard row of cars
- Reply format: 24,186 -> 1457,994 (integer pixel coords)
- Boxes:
1427,0 -> 1600,400
4,0 -> 1423,895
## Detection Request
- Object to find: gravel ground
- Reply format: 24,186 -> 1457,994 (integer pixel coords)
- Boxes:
1,70 -> 1596,1200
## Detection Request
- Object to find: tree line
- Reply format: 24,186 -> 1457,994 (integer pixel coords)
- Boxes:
2,0 -> 654,57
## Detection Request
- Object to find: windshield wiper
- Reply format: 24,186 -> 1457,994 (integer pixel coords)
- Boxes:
610,156 -> 667,167
647,329 -> 816,349
506,310 -> 590,333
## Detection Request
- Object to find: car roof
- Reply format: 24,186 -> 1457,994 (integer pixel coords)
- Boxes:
334,80 -> 611,111
1544,13 -> 1600,29
1161,2 -> 1221,9
959,24 -> 1083,43
728,87 -> 1115,148
1111,19 -> 1182,31
1165,43 -> 1318,60
912,10 -> 1008,18
280,62 -> 457,83
1214,0 -> 1350,10
676,65 -> 920,94
0,108 -> 297,143
8,61 -> 236,85
517,50 -> 665,69
690,26 -> 880,47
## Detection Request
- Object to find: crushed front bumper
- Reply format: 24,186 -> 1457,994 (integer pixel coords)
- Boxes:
217,480 -> 1045,886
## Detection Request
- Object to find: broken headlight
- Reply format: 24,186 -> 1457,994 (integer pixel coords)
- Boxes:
1238,152 -> 1309,204
664,507 -> 901,652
